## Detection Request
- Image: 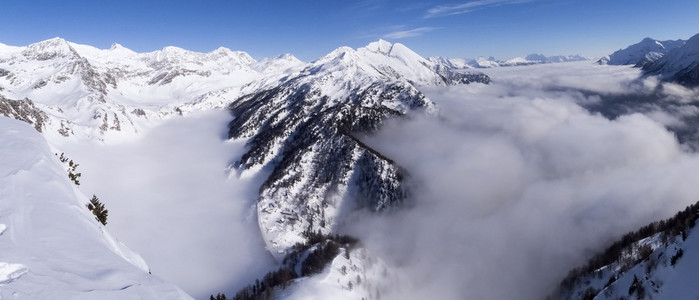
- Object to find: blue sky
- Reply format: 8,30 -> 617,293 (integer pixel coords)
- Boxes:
1,0 -> 698,61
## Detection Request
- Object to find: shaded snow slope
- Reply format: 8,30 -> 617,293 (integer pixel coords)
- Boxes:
0,116 -> 191,299
643,33 -> 699,87
599,37 -> 686,66
554,203 -> 699,300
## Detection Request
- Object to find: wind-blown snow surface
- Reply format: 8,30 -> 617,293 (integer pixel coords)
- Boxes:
0,116 -> 190,299
337,62 -> 699,300
57,110 -> 277,299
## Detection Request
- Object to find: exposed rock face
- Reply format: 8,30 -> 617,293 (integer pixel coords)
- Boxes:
229,80 -> 428,259
0,96 -> 48,132
227,40 -> 490,259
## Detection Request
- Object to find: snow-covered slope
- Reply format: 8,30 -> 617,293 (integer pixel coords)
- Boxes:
0,37 -> 305,142
643,33 -> 699,87
598,37 -> 686,67
553,201 -> 699,300
0,116 -> 191,299
227,39 -> 490,260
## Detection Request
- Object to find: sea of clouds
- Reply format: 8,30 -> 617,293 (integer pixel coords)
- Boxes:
56,61 -> 699,300
341,62 -> 699,300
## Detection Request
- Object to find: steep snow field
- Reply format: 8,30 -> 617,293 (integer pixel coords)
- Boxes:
56,110 -> 277,298
0,116 -> 190,299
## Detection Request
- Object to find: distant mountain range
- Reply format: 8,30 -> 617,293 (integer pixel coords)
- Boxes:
598,38 -> 686,67
430,53 -> 589,69
643,33 -> 699,87
597,34 -> 699,87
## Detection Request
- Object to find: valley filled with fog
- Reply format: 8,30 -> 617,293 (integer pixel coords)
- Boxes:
50,61 -> 699,299
56,111 -> 277,298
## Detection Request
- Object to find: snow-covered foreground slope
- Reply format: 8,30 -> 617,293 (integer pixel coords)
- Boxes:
553,201 -> 699,300
57,110 -> 278,299
0,116 -> 191,299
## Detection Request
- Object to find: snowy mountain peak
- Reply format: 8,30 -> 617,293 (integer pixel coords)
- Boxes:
23,37 -> 80,60
643,33 -> 699,87
105,42 -> 137,58
208,46 -> 235,58
599,37 -> 686,66
360,39 -> 426,64
252,53 -> 304,74
363,39 -> 394,55
153,46 -> 190,60
276,53 -> 300,61
109,43 -> 124,50
227,39 -> 490,260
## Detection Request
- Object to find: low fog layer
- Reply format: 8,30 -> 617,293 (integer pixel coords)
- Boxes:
347,62 -> 699,299
60,111 -> 276,299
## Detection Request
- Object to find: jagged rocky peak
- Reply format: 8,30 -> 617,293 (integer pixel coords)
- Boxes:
22,37 -> 80,60
227,40 -> 489,260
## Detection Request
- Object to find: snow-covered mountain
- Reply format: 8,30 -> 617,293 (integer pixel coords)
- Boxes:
598,37 -> 686,67
0,37 -> 305,142
552,201 -> 699,300
0,116 -> 191,299
525,53 -> 589,64
0,37 -> 490,299
643,33 -> 699,87
430,53 -> 589,69
228,39 -> 490,260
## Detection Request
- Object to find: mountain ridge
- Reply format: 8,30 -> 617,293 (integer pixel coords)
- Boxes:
598,37 -> 686,67
643,33 -> 699,87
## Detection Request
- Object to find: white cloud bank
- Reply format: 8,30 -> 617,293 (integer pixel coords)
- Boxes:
343,62 -> 699,299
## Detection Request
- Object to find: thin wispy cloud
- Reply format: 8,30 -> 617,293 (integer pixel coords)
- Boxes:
396,2 -> 432,12
383,27 -> 438,39
426,0 -> 534,18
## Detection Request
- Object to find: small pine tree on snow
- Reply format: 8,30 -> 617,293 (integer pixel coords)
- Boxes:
86,194 -> 108,225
